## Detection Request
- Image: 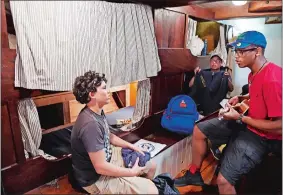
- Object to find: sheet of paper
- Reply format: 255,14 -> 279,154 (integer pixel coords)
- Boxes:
220,99 -> 229,108
134,139 -> 166,158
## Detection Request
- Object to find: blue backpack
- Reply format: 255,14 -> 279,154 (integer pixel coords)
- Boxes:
161,95 -> 199,135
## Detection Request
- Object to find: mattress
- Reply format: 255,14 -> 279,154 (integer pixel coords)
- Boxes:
40,106 -> 135,157
105,106 -> 135,126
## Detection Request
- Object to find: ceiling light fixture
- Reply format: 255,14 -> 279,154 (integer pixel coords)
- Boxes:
232,1 -> 247,6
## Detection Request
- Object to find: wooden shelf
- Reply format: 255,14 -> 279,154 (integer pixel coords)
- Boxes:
158,48 -> 212,74
158,48 -> 197,74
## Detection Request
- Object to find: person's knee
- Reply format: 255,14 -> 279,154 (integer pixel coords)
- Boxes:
149,160 -> 157,173
141,160 -> 157,180
147,160 -> 157,178
217,173 -> 231,186
147,184 -> 159,194
193,125 -> 206,140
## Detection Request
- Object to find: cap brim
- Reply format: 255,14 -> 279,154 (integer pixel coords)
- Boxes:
210,54 -> 223,61
227,41 -> 251,49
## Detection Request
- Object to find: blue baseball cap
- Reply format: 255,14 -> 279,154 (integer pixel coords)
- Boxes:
228,31 -> 267,49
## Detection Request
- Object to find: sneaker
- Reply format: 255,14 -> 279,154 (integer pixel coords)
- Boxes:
174,170 -> 205,187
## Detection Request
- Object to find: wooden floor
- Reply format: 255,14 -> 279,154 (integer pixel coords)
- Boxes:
25,175 -> 84,194
25,154 -> 218,195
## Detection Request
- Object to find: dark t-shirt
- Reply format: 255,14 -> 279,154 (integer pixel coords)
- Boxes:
71,106 -> 112,187
191,70 -> 231,115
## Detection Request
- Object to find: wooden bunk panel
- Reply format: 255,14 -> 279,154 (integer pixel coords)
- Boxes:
158,48 -> 197,74
154,9 -> 186,48
2,156 -> 72,195
1,49 -> 19,101
150,74 -> 183,114
248,1 -> 282,13
1,1 -> 9,48
157,137 -> 192,176
1,100 -> 25,169
1,103 -> 17,168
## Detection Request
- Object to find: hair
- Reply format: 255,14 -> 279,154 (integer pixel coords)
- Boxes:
73,71 -> 107,104
261,47 -> 265,55
210,55 -> 223,63
250,44 -> 265,55
241,84 -> 249,95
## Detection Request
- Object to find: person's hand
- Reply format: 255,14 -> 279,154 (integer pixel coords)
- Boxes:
224,71 -> 233,83
130,157 -> 146,176
218,106 -> 230,118
130,145 -> 145,156
224,71 -> 230,76
194,67 -> 201,74
228,96 -> 239,106
223,104 -> 240,120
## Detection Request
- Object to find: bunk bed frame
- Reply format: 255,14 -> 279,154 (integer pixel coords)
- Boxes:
1,1 -> 202,193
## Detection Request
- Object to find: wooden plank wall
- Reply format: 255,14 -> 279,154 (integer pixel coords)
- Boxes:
1,0 -> 25,170
1,1 -> 9,48
150,5 -> 217,114
154,9 -> 186,48
150,9 -> 187,114
151,6 -> 215,114
153,136 -> 192,178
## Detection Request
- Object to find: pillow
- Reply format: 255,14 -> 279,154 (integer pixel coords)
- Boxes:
187,36 -> 204,56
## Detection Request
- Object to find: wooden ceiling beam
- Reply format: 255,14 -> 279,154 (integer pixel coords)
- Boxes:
104,0 -> 211,8
166,5 -> 215,20
248,1 -> 282,13
210,3 -> 281,20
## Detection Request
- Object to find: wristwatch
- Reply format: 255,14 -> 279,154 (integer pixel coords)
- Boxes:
236,114 -> 244,124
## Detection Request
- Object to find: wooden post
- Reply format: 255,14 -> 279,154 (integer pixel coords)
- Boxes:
1,1 -> 9,48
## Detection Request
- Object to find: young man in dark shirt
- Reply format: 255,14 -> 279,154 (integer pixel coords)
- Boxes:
71,71 -> 158,194
174,31 -> 282,194
189,53 -> 234,116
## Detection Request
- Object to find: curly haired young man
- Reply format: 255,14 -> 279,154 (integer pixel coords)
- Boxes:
71,71 -> 158,194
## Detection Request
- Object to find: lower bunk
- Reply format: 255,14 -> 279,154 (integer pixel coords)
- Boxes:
3,111 -> 281,195
2,111 -> 192,194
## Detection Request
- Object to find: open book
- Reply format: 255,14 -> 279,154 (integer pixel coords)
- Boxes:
134,139 -> 167,158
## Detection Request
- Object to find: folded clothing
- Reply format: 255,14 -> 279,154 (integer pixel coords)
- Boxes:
121,148 -> 151,168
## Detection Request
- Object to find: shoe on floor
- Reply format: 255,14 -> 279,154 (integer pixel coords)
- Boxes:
174,170 -> 205,187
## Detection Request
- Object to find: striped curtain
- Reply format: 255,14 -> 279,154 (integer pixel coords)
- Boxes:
132,78 -> 151,124
18,98 -> 42,157
10,1 -> 161,91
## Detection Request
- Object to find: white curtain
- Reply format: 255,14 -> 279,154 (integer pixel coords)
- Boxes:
186,18 -> 197,48
10,1 -> 161,91
213,24 -> 228,65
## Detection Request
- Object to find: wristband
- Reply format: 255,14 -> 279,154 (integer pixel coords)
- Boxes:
236,114 -> 244,124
